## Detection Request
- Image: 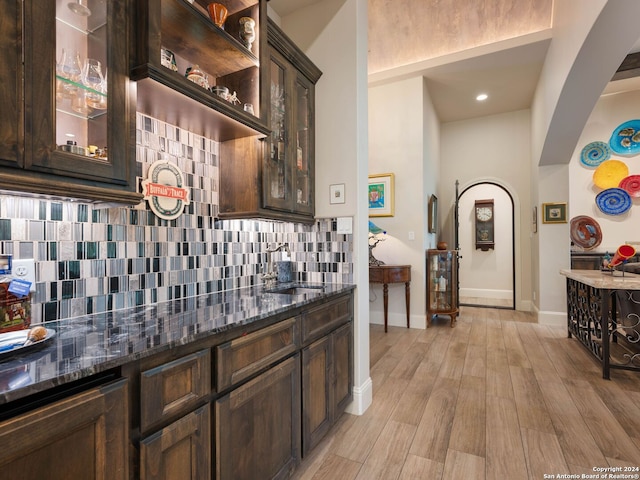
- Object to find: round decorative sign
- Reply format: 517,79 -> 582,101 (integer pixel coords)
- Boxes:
580,141 -> 610,167
142,160 -> 191,220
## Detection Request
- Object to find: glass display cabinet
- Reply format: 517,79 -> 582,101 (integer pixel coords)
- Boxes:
264,27 -> 316,218
426,249 -> 459,327
12,0 -> 140,202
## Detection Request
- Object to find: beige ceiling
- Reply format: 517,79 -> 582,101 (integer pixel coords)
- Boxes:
267,0 -> 638,123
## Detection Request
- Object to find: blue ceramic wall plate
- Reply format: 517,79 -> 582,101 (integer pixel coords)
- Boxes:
596,187 -> 632,215
609,119 -> 640,156
580,141 -> 610,167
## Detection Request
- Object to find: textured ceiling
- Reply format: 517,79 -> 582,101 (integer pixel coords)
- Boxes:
267,0 -> 639,123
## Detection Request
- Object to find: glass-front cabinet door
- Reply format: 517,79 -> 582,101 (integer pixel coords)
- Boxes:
293,74 -> 313,215
264,46 -> 315,216
16,0 -> 139,202
265,52 -> 290,211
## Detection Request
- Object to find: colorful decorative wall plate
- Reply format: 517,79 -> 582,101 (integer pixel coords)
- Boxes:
580,141 -> 610,167
609,119 -> 640,156
592,159 -> 629,189
569,215 -> 602,250
618,174 -> 640,197
596,187 -> 632,215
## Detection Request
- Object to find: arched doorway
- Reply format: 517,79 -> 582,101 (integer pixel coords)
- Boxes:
456,181 -> 515,309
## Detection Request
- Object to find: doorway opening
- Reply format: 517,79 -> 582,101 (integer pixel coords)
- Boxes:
455,181 -> 515,309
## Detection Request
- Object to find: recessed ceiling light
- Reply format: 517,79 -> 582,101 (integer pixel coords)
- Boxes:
476,93 -> 488,101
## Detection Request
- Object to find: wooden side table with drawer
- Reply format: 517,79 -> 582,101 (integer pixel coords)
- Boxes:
369,264 -> 411,332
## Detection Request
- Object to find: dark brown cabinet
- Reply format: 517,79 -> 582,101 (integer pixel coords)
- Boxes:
0,0 -> 140,203
301,321 -> 353,456
131,0 -> 269,141
137,349 -> 211,479
219,19 -> 322,224
300,295 -> 353,455
216,354 -> 301,480
140,404 -> 211,480
0,378 -> 128,480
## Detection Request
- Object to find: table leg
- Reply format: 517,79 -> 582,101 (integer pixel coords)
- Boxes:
383,283 -> 389,333
602,290 -> 610,379
405,281 -> 410,328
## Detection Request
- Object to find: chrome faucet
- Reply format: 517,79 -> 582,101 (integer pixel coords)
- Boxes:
262,243 -> 290,287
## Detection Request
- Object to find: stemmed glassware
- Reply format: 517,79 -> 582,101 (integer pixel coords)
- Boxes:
56,50 -> 108,114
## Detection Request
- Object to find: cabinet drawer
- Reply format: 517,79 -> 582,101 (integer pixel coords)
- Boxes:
301,295 -> 352,345
140,349 -> 210,433
215,317 -> 298,391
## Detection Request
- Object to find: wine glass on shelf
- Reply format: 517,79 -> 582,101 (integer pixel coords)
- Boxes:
57,48 -> 83,99
83,58 -> 105,110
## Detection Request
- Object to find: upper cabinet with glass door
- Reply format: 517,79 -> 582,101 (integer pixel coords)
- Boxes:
263,19 -> 321,221
131,0 -> 269,141
0,0 -> 141,203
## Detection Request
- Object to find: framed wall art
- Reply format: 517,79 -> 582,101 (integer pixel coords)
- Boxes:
542,202 -> 567,224
329,183 -> 345,204
428,194 -> 438,233
368,173 -> 394,217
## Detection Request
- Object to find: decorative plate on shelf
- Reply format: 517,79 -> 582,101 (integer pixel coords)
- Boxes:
580,141 -> 611,167
0,328 -> 56,360
609,119 -> 640,156
595,187 -> 632,215
569,215 -> 602,250
592,159 -> 629,189
618,174 -> 640,197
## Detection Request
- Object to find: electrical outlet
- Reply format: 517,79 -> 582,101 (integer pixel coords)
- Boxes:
11,259 -> 36,292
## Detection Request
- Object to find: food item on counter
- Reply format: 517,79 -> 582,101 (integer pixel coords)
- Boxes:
24,326 -> 47,346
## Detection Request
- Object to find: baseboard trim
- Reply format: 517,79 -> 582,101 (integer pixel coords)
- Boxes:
537,310 -> 567,326
344,376 -> 372,415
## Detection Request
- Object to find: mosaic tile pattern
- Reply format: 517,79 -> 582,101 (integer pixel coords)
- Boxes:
0,113 -> 353,323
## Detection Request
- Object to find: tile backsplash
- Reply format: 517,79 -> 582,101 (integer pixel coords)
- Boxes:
0,113 -> 353,323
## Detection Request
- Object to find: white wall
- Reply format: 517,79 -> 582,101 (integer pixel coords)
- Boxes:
569,88 -> 640,251
368,76 -> 432,329
273,0 -> 372,415
458,184 -> 513,302
530,0 -> 640,323
440,109 -> 532,311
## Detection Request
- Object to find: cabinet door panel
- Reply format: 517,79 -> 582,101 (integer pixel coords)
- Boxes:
301,295 -> 352,344
216,354 -> 300,480
0,378 -> 128,480
301,335 -> 332,456
333,322 -> 353,414
140,404 -> 211,480
0,0 -> 22,167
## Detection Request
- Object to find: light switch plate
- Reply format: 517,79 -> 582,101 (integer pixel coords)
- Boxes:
11,259 -> 36,292
336,217 -> 353,234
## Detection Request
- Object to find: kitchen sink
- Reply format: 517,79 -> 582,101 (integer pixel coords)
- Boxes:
265,284 -> 326,295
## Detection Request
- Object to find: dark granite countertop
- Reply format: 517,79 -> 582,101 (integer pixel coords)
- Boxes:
0,283 -> 355,406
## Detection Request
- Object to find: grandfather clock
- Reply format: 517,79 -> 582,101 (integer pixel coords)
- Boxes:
474,199 -> 495,251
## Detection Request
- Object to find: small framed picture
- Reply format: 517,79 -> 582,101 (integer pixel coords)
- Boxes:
368,173 -> 394,217
329,183 -> 345,204
428,194 -> 437,233
542,202 -> 567,224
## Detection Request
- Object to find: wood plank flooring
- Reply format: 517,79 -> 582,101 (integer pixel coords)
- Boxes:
291,307 -> 640,480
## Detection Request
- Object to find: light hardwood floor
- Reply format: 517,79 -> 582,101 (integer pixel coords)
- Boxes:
292,307 -> 640,480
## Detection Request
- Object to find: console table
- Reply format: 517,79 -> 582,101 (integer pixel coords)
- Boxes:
561,269 -> 640,379
369,265 -> 411,332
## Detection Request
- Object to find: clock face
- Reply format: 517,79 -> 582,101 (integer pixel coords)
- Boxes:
476,206 -> 493,222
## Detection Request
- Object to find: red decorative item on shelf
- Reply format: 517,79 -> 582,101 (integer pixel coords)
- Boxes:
437,241 -> 448,250
207,3 -> 228,28
607,244 -> 636,269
